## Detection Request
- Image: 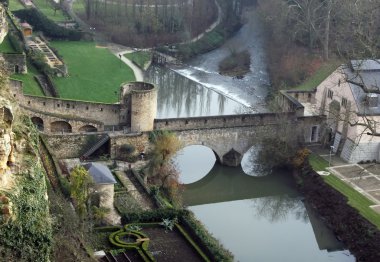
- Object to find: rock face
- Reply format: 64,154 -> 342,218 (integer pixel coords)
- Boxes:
0,97 -> 15,186
0,4 -> 7,44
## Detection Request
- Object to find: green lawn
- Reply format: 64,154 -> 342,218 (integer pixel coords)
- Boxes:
293,60 -> 342,91
8,0 -> 25,11
11,63 -> 44,96
309,153 -> 380,229
50,41 -> 135,103
32,0 -> 69,22
124,51 -> 152,69
0,36 -> 16,53
71,0 -> 86,14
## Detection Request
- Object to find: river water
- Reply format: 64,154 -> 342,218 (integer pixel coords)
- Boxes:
145,7 -> 355,262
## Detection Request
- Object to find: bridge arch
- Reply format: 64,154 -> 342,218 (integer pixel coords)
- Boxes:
31,116 -> 44,131
79,125 -> 98,132
51,121 -> 72,133
180,141 -> 222,164
174,145 -> 217,184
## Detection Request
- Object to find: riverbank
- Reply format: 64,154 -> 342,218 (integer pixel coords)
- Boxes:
295,162 -> 380,261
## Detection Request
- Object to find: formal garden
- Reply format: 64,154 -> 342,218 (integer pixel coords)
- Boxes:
94,221 -> 210,262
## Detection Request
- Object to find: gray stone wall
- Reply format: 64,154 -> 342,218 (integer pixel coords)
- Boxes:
155,113 -> 298,131
1,53 -> 27,74
43,133 -> 105,158
285,90 -> 316,104
111,133 -> 151,158
10,79 -> 120,126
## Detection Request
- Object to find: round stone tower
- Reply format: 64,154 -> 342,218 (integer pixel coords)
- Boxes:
120,82 -> 157,132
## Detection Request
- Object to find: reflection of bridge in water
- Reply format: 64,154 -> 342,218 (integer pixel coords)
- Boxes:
183,163 -> 299,206
184,163 -> 345,252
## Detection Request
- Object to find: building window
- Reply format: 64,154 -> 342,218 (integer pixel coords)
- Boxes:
66,104 -> 70,109
43,102 -> 46,106
28,101 -> 30,105
327,89 -> 333,99
311,126 -> 318,142
57,104 -> 60,108
341,97 -> 348,108
86,106 -> 89,110
100,108 -> 103,111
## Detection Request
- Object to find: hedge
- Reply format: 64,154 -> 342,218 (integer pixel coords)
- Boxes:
296,162 -> 380,261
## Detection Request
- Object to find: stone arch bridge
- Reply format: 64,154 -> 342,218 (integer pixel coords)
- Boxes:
42,112 -> 323,167
153,113 -> 324,166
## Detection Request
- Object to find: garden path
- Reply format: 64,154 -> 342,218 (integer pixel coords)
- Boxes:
107,44 -> 144,81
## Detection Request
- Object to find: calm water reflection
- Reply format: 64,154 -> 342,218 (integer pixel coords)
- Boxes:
176,146 -> 355,262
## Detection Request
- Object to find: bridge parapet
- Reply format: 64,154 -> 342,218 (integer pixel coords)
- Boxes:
154,112 -> 298,131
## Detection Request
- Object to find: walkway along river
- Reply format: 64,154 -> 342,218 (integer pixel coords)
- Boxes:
146,7 -> 355,262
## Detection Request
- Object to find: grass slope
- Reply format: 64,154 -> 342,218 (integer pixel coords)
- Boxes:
8,0 -> 25,12
0,36 -> 16,53
309,153 -> 380,229
11,63 -> 44,96
124,51 -> 152,69
293,60 -> 341,91
32,0 -> 68,22
50,41 -> 135,103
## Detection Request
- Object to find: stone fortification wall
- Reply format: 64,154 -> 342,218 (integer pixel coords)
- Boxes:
26,109 -> 104,133
277,90 -> 305,116
1,53 -> 27,74
43,132 -> 150,159
285,90 -> 316,104
123,82 -> 157,132
10,80 -> 159,132
10,79 -> 120,126
43,133 -> 105,158
111,133 -> 150,159
154,113 -> 298,131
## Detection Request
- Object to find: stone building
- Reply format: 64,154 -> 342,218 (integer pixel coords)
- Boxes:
312,60 -> 380,163
20,22 -> 32,37
82,162 -> 116,210
0,53 -> 27,74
